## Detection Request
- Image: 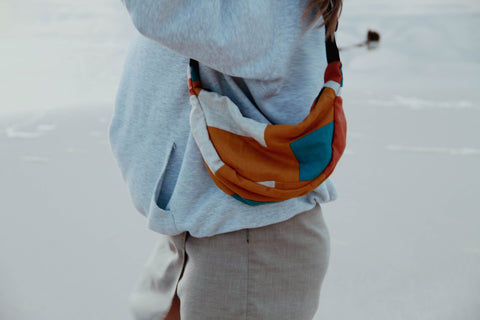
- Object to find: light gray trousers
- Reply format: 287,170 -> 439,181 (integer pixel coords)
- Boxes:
129,205 -> 330,320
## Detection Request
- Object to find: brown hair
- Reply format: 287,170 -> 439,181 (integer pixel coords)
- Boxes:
303,0 -> 343,39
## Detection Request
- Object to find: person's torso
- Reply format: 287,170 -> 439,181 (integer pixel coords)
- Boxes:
109,1 -> 337,236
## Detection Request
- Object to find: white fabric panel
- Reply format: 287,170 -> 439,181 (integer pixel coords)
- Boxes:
256,181 -> 276,188
198,90 -> 268,147
324,80 -> 341,96
189,95 -> 224,173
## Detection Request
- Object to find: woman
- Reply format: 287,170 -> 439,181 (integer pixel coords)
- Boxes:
109,0 -> 343,319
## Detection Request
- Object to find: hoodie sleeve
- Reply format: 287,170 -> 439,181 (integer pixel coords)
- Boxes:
123,0 -> 293,79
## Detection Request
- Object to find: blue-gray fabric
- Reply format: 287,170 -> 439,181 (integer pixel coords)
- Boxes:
109,0 -> 338,237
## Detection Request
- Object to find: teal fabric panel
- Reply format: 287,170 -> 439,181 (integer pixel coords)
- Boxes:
290,122 -> 334,181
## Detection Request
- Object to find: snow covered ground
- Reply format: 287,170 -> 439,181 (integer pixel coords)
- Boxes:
1,0 -> 479,319
0,0 -> 133,118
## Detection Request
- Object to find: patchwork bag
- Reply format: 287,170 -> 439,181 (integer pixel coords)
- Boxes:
187,33 -> 346,206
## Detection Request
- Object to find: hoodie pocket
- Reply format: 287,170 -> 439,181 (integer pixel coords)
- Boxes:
152,141 -> 177,211
147,141 -> 180,235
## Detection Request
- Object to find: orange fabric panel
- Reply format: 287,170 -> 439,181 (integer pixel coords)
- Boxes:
316,96 -> 347,180
207,126 -> 299,182
274,180 -> 311,190
188,79 -> 202,96
265,88 -> 335,146
331,96 -> 347,164
215,166 -> 283,202
215,165 -> 318,202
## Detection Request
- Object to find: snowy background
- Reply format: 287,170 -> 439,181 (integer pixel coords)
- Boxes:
1,0 -> 479,319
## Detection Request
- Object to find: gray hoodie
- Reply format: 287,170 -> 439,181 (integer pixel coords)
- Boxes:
109,0 -> 338,237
